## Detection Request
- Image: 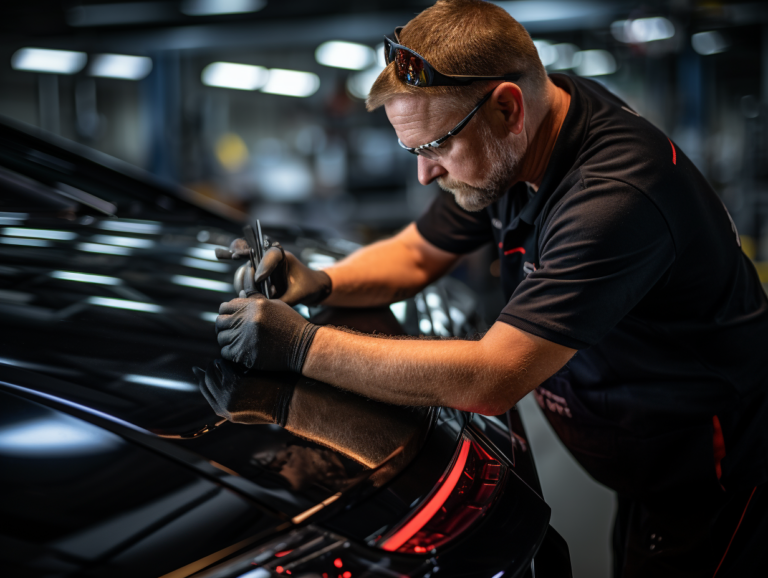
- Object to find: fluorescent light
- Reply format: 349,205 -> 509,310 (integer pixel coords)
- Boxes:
0,416 -> 120,457
124,374 -> 198,392
172,275 -> 233,293
182,257 -> 231,272
98,220 -> 161,234
0,212 -> 28,220
389,301 -> 407,324
347,66 -> 384,100
2,227 -> 76,240
88,296 -> 163,312
574,50 -> 616,77
11,48 -> 87,75
261,69 -> 320,98
533,40 -> 557,67
90,54 -> 153,80
187,247 -> 219,260
202,62 -> 268,91
375,42 -> 386,68
612,17 -> 675,43
200,312 -> 219,322
315,41 -> 375,70
495,1 -> 607,23
91,234 -> 155,248
0,238 -> 52,247
692,31 -> 729,55
51,271 -> 123,285
181,0 -> 266,16
196,242 -> 223,251
77,243 -> 132,256
550,43 -> 580,70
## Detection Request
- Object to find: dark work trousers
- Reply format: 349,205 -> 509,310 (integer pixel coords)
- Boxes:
534,371 -> 768,578
613,483 -> 768,578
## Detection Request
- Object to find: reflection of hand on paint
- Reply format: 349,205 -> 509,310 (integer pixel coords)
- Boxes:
252,445 -> 348,492
193,358 -> 428,469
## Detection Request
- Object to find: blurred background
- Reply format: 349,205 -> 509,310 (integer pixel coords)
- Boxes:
0,1 -> 765,577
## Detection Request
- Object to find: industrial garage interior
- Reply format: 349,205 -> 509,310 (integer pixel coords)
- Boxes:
0,2 -> 766,578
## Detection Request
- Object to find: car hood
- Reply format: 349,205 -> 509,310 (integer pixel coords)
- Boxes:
0,117 -> 453,522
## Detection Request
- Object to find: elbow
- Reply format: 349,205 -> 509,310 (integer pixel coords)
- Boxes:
461,386 -> 519,417
468,399 -> 516,417
462,372 -> 529,416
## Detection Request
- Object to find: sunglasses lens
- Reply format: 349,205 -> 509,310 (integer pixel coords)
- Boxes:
395,49 -> 427,86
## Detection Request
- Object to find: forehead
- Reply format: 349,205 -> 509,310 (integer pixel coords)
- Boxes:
385,94 -> 456,147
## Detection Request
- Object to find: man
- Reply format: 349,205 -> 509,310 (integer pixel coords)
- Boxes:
212,1 -> 768,576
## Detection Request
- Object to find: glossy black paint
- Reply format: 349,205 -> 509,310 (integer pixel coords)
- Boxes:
0,389 -> 280,578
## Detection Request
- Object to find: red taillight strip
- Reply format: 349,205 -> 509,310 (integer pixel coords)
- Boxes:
381,438 -> 471,552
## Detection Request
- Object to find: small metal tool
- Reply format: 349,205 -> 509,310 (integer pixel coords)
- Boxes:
242,221 -> 270,298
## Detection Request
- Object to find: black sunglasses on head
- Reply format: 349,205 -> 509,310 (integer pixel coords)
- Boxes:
384,26 -> 522,88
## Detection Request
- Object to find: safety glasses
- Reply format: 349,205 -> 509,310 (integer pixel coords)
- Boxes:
398,89 -> 495,160
384,27 -> 522,88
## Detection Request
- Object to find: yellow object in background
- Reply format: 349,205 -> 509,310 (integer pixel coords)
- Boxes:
740,235 -> 756,260
215,133 -> 249,172
741,236 -> 768,286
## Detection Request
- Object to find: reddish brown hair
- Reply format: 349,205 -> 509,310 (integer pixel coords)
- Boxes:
366,0 -> 547,112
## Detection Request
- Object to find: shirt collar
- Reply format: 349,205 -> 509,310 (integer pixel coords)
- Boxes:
520,74 -> 587,225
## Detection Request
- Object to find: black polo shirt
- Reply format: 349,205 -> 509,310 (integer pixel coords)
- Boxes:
417,74 -> 768,492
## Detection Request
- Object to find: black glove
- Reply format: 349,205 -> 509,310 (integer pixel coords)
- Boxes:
254,247 -> 332,306
216,293 -> 320,372
214,238 -> 251,261
193,359 -> 296,425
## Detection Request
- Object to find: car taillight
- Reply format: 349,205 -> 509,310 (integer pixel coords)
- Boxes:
378,432 -> 506,554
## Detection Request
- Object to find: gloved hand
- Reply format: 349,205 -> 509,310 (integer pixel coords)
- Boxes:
193,358 -> 297,425
214,238 -> 251,261
216,292 -> 320,371
254,247 -> 332,306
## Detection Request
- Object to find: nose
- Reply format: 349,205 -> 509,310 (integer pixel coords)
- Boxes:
417,155 -> 447,186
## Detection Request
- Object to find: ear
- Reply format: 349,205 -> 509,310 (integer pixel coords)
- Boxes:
491,82 -> 525,136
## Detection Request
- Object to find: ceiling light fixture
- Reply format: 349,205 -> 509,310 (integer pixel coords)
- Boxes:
181,0 -> 266,16
611,17 -> 675,44
315,41 -> 375,70
11,48 -> 87,75
692,31 -> 729,55
202,62 -> 268,91
261,69 -> 320,98
90,54 -> 153,80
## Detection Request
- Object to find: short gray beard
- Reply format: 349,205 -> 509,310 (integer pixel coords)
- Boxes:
437,125 -> 524,212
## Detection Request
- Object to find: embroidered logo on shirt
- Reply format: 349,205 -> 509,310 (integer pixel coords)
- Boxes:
523,261 -> 537,276
534,386 -> 573,418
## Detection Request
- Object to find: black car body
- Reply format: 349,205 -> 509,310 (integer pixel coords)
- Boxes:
0,116 -> 572,578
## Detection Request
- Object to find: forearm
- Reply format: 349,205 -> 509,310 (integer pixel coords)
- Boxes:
302,323 -> 568,415
322,223 -> 456,307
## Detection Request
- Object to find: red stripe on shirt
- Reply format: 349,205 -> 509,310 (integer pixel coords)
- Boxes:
503,247 -> 526,256
668,138 -> 677,165
713,415 -> 726,481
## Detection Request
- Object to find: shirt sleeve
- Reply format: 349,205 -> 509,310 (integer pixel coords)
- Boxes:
415,190 -> 493,254
498,179 -> 675,349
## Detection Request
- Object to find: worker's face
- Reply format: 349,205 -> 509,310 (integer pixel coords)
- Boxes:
386,93 -> 525,211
